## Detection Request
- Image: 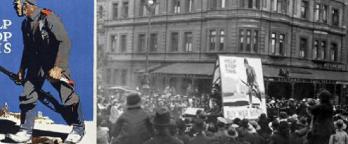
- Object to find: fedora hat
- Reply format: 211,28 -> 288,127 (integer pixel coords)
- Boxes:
152,107 -> 171,126
334,119 -> 347,130
225,126 -> 238,138
126,93 -> 142,108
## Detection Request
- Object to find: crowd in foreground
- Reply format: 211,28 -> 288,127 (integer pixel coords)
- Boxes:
98,89 -> 348,144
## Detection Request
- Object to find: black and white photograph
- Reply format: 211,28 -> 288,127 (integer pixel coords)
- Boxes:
96,0 -> 348,144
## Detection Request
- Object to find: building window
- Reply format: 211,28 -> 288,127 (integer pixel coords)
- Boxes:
271,33 -> 276,54
239,29 -> 258,53
98,6 -> 104,19
219,30 -> 225,51
150,33 -> 158,52
184,32 -> 193,52
186,0 -> 194,12
246,30 -> 251,52
253,30 -> 258,53
171,32 -> 179,52
330,43 -> 338,61
319,41 -> 326,60
301,0 -> 308,19
154,4 -> 159,15
208,29 -> 224,51
113,69 -> 119,84
138,34 -> 146,52
279,34 -> 285,56
121,69 -> 127,85
270,32 -> 286,56
332,8 -> 339,26
209,30 -> 217,51
106,69 -> 111,84
322,5 -> 328,23
112,3 -> 118,20
314,3 -> 320,22
122,2 -> 129,18
255,0 -> 260,9
248,0 -> 253,8
139,0 -> 146,17
239,29 -> 244,51
120,35 -> 127,52
110,35 -> 117,52
313,40 -> 318,59
240,0 -> 245,8
299,37 -> 307,58
221,0 -> 226,8
174,0 -> 181,13
211,0 -> 218,9
277,0 -> 288,14
271,0 -> 277,11
263,0 -> 267,8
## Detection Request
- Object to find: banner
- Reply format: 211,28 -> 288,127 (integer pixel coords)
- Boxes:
217,55 -> 267,119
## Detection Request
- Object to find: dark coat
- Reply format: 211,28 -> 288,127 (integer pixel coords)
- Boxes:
269,133 -> 290,144
143,135 -> 183,144
188,134 -> 214,144
310,103 -> 335,138
177,134 -> 190,144
111,107 -> 153,144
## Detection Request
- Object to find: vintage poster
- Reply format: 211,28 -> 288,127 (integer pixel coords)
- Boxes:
0,0 -> 95,143
217,55 -> 267,120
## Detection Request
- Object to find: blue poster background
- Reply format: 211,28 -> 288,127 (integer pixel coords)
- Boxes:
0,0 -> 94,123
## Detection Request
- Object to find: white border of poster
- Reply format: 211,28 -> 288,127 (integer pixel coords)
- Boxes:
218,55 -> 267,119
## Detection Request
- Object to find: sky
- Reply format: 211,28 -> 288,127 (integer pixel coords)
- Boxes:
0,0 -> 94,123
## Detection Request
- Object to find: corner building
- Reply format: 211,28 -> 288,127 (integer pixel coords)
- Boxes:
98,0 -> 348,104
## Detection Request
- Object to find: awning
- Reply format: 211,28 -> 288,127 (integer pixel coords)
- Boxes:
151,63 -> 215,76
263,65 -> 348,82
135,64 -> 162,73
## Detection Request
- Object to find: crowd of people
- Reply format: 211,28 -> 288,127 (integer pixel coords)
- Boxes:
97,88 -> 348,144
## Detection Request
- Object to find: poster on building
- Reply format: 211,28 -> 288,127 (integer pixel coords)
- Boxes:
216,55 -> 267,120
0,0 -> 95,143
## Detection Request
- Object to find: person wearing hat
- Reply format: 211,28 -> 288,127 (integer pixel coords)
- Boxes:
224,126 -> 240,144
110,93 -> 153,144
144,107 -> 183,144
269,121 -> 290,144
308,89 -> 335,144
237,119 -> 256,144
9,0 -> 85,143
329,119 -> 348,144
188,119 -> 214,144
176,119 -> 190,144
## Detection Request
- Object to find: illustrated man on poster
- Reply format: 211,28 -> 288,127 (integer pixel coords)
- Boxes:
243,58 -> 262,107
9,0 -> 85,143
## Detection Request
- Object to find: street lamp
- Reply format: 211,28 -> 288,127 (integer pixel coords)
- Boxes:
143,0 -> 157,90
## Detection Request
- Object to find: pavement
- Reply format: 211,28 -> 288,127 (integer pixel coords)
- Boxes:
0,119 -> 95,144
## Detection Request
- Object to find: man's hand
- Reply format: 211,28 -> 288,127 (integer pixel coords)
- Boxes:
17,69 -> 25,81
49,66 -> 63,80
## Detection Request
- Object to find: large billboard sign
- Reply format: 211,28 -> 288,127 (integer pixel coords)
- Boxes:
214,55 -> 267,119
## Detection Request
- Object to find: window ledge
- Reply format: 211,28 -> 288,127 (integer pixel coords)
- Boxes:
269,54 -> 287,58
311,59 -> 343,64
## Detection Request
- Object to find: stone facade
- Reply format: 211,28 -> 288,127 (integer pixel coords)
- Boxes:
98,0 -> 348,101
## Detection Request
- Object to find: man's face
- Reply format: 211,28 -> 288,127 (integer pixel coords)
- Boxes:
13,0 -> 23,17
23,2 -> 35,16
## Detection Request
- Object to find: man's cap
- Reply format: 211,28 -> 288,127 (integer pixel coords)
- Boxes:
25,0 -> 36,5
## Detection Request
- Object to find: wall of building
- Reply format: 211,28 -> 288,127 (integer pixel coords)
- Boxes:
99,0 -> 348,91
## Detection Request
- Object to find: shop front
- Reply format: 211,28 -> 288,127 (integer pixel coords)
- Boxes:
263,65 -> 348,104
